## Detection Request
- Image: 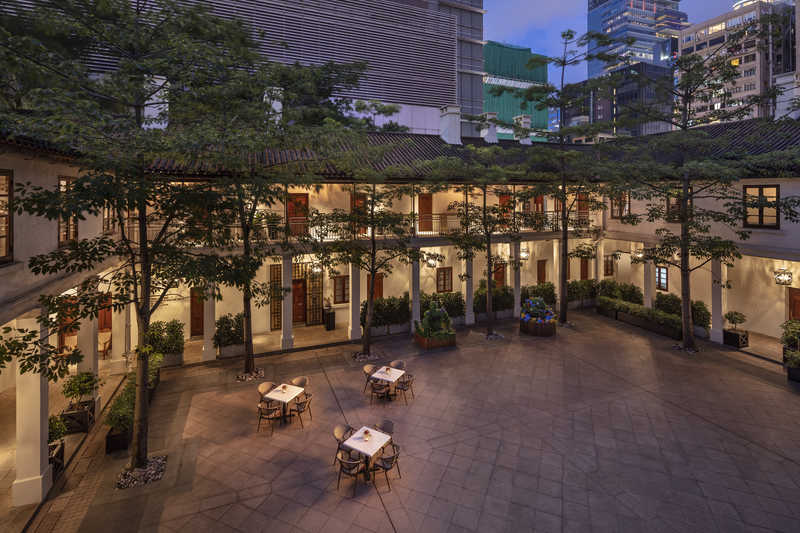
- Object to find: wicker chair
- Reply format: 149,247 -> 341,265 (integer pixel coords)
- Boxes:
371,443 -> 401,490
257,381 -> 276,402
256,402 -> 281,435
373,418 -> 394,435
332,424 -> 355,465
336,450 -> 365,497
389,360 -> 405,370
369,380 -> 390,404
291,376 -> 309,388
395,374 -> 415,405
362,364 -> 377,393
289,395 -> 313,428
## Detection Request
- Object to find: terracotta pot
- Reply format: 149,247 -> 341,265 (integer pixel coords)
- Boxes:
414,332 -> 456,350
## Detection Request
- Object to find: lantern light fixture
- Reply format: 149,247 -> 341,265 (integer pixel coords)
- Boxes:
425,257 -> 438,268
632,250 -> 644,260
519,247 -> 530,260
311,263 -> 323,274
775,268 -> 793,286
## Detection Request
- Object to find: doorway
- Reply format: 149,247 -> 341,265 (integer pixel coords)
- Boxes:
287,193 -> 309,235
537,259 -> 547,284
493,263 -> 506,288
190,287 -> 204,337
418,193 -> 432,232
580,258 -> 589,281
790,287 -> 800,320
292,279 -> 307,324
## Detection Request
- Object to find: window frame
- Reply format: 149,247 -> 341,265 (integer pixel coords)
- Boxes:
58,176 -> 78,246
436,266 -> 453,293
743,184 -> 780,229
610,192 -> 630,219
603,255 -> 615,277
665,187 -> 693,222
0,170 -> 12,265
333,275 -> 349,304
656,266 -> 669,291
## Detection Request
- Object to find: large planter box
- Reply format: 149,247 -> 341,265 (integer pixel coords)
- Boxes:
105,427 -> 131,454
218,344 -> 245,358
568,299 -> 596,310
161,351 -> 183,367
617,311 -> 682,340
723,329 -> 749,348
388,322 -> 410,335
596,306 -> 618,320
61,400 -> 96,434
414,332 -> 456,350
49,440 -> 65,477
520,320 -> 557,337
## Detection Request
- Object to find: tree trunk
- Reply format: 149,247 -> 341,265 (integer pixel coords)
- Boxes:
559,178 -> 569,325
680,174 -> 696,350
130,202 -> 150,470
241,216 -> 255,375
363,275 -> 374,356
483,187 -> 494,337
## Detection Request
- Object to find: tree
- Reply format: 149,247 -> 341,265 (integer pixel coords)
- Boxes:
489,30 -> 626,324
0,0 -> 250,469
611,15 -> 800,351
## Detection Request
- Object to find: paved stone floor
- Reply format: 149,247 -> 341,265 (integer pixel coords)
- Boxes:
19,311 -> 800,533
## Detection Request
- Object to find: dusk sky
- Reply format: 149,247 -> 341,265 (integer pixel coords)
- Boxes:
484,0 -> 741,82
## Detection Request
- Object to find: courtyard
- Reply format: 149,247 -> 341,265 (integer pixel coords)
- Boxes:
21,312 -> 800,533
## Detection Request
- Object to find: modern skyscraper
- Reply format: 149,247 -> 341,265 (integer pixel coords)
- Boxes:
482,41 -> 548,140
587,0 -> 689,79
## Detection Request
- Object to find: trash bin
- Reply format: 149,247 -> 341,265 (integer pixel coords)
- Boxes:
323,308 -> 335,331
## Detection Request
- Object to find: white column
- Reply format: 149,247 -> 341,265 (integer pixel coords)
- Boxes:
596,240 -> 605,280
464,258 -> 475,325
643,261 -> 656,308
710,259 -> 727,343
348,263 -> 362,340
552,240 -> 562,300
109,302 -> 130,374
76,315 -> 100,413
281,255 -> 294,350
411,256 -> 421,331
512,241 -> 522,317
13,314 -> 53,507
202,286 -> 216,361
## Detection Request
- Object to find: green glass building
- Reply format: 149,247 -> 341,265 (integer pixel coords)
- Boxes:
483,41 -> 548,140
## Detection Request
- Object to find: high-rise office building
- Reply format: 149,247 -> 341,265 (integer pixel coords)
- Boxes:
482,41 -> 547,140
588,0 -> 689,79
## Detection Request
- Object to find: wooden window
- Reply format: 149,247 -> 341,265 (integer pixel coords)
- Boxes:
537,259 -> 547,284
333,275 -> 349,304
743,185 -> 779,229
436,267 -> 453,293
58,177 -> 78,245
610,193 -> 630,219
603,255 -> 615,277
577,193 -> 589,214
656,266 -> 668,291
0,171 -> 11,264
368,273 -> 383,299
287,193 -> 309,235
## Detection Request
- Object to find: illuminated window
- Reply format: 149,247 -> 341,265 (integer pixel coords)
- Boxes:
656,267 -> 668,291
0,171 -> 11,264
333,275 -> 349,304
744,185 -> 779,229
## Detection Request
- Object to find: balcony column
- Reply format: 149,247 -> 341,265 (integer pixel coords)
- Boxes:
109,301 -> 131,374
411,254 -> 421,333
76,314 -> 101,413
202,286 -> 216,361
348,263 -> 362,340
710,259 -> 727,343
464,258 -> 475,325
552,240 -> 562,302
281,255 -> 294,350
595,240 -> 605,280
512,241 -> 522,317
643,260 -> 656,308
12,312 -> 53,507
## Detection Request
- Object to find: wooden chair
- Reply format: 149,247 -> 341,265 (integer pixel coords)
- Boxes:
336,450 -> 365,497
362,364 -> 377,393
373,418 -> 394,435
395,374 -> 415,405
256,402 -> 281,435
257,382 -> 276,402
371,443 -> 401,491
289,396 -> 313,428
369,381 -> 390,405
389,360 -> 405,370
332,424 -> 355,465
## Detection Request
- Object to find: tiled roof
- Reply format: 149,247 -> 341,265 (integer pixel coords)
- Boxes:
0,131 -> 77,158
695,118 -> 800,155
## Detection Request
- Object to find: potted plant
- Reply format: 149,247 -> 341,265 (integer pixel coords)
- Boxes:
723,311 -> 749,348
144,320 -> 185,366
781,320 -> 800,382
60,372 -> 101,433
414,305 -> 456,350
214,313 -> 245,358
520,297 -> 557,337
48,415 -> 67,477
105,375 -> 135,453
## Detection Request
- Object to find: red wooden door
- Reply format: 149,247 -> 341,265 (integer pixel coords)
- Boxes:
292,279 -> 306,323
98,294 -> 112,332
493,263 -> 506,288
790,288 -> 800,320
537,260 -> 547,284
499,194 -> 513,226
418,193 -> 433,232
368,273 -> 383,299
57,297 -> 79,352
351,192 -> 367,235
190,287 -> 204,337
580,258 -> 589,281
287,193 -> 309,235
533,195 -> 544,213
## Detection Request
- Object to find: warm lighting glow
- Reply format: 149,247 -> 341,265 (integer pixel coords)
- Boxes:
520,247 -> 530,260
311,263 -> 322,274
632,250 -> 644,260
425,257 -> 438,268
775,268 -> 793,286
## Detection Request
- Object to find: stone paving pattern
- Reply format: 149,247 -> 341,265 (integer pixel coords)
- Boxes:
20,312 -> 800,532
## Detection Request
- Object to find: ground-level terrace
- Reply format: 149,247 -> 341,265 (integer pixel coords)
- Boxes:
16,312 -> 800,533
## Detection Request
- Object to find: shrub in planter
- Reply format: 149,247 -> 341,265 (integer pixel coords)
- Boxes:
780,320 -> 800,377
653,293 -> 711,330
520,297 -> 557,337
360,293 -> 411,331
567,280 -> 597,307
723,311 -> 749,348
214,313 -> 245,357
48,415 -> 67,476
60,372 -> 101,433
105,374 -> 136,453
421,291 -> 465,318
144,320 -> 184,366
618,283 -> 644,305
414,306 -> 456,349
785,349 -> 800,383
521,283 -> 556,306
474,280 -> 514,314
148,351 -> 164,399
596,296 -> 682,339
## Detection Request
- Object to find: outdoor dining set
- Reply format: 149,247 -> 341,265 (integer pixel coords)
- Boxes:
362,360 -> 415,404
332,418 -> 401,496
255,376 -> 312,435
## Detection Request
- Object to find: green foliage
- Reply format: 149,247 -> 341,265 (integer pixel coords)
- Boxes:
596,280 -> 643,304
785,350 -> 800,369
48,415 -> 67,444
692,301 -> 711,331
414,306 -> 454,339
567,280 -> 597,302
653,293 -> 711,330
148,351 -> 164,389
596,296 -> 682,337
360,294 -> 411,328
780,320 -> 800,349
724,311 -> 747,330
521,298 -> 556,323
0,324 -> 83,382
474,279 -> 514,313
421,292 -> 465,319
61,372 -> 101,406
214,313 -> 244,347
144,320 -> 184,355
106,374 -> 136,433
522,283 -> 556,306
